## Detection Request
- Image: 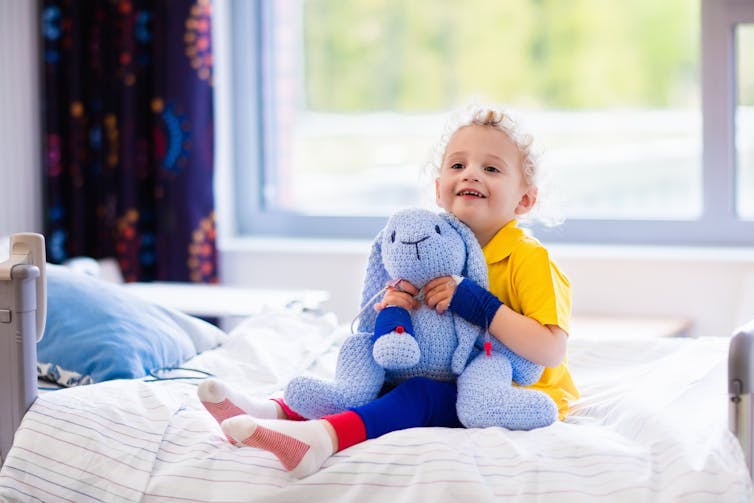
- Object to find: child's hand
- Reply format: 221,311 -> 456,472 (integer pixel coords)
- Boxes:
423,276 -> 459,314
374,280 -> 419,312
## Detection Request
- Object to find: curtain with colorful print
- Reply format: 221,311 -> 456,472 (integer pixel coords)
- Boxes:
41,0 -> 217,283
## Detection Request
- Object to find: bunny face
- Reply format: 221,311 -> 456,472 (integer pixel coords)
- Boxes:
357,207 -> 487,336
380,209 -> 466,290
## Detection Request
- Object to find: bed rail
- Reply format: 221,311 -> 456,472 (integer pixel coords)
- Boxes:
0,233 -> 46,466
729,319 -> 754,480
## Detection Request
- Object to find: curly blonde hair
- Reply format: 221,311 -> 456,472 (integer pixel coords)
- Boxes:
430,105 -> 538,186
425,104 -> 561,226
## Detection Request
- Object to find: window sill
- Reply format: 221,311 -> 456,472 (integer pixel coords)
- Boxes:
220,235 -> 754,263
219,236 -> 372,256
548,243 -> 754,264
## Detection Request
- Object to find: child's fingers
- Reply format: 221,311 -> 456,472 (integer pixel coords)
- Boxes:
386,279 -> 419,296
423,277 -> 456,313
381,290 -> 419,310
424,288 -> 447,313
396,280 -> 419,296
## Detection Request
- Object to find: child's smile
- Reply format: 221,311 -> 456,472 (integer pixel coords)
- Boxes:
456,188 -> 486,199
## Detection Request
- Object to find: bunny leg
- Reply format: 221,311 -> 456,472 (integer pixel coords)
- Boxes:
456,353 -> 557,430
284,332 -> 385,419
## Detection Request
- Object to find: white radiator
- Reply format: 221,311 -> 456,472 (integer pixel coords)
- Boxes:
0,0 -> 42,236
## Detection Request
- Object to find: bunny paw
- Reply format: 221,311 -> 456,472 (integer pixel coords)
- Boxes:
373,331 -> 421,370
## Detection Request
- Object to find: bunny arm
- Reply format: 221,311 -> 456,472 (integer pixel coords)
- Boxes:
372,306 -> 421,370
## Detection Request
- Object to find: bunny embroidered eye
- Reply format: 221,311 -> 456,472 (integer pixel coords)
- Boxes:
390,230 -> 396,242
435,225 -> 442,235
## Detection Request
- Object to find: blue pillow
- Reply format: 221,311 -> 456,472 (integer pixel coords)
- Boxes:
37,265 -> 227,386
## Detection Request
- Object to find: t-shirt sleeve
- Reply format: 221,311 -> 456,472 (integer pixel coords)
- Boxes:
511,245 -> 572,334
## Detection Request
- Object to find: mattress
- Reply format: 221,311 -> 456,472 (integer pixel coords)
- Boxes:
0,309 -> 752,502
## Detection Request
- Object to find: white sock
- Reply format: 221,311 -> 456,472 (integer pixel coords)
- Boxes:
197,378 -> 280,423
222,416 -> 334,478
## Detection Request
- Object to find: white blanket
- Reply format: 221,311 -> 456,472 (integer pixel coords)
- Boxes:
1,309 -> 752,502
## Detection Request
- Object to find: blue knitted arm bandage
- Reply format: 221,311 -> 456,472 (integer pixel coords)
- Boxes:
372,306 -> 415,342
448,278 -> 503,329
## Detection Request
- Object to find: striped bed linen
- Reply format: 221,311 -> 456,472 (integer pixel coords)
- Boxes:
1,312 -> 752,502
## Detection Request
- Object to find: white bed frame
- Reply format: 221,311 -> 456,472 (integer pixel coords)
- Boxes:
1,234 -> 45,465
2,234 -> 754,480
729,319 -> 754,480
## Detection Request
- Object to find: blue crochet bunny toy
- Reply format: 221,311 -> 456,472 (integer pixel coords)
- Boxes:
284,208 -> 557,430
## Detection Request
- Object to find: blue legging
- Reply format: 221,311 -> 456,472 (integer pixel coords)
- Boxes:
351,377 -> 463,439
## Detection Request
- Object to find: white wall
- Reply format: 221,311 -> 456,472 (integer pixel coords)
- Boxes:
220,238 -> 369,327
220,239 -> 754,339
554,245 -> 754,339
0,0 -> 42,236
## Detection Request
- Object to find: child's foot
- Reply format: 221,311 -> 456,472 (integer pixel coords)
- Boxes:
197,378 -> 281,424
222,416 -> 334,478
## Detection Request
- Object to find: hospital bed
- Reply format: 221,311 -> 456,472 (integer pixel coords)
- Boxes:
1,233 -> 753,502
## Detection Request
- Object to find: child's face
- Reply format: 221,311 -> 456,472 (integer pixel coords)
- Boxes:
435,125 -> 536,246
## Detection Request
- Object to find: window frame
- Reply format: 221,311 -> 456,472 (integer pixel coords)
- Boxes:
222,0 -> 754,246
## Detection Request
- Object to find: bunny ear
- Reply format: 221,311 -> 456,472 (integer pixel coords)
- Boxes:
357,228 -> 390,333
440,212 -> 489,289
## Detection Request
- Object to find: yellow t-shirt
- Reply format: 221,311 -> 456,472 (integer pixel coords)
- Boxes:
483,220 -> 579,420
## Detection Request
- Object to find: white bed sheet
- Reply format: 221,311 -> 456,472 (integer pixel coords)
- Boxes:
1,309 -> 752,503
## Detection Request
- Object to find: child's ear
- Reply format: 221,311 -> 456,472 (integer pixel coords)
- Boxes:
435,178 -> 441,206
514,186 -> 538,215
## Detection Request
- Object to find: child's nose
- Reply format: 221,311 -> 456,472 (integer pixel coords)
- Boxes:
463,171 -> 480,182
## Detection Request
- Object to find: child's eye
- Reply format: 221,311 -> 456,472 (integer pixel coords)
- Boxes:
450,163 -> 464,170
484,165 -> 500,173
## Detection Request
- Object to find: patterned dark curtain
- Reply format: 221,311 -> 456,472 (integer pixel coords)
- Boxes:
41,0 -> 217,283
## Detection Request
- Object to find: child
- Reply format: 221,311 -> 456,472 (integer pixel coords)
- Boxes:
198,105 -> 577,478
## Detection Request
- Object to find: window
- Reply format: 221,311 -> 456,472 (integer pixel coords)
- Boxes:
218,0 -> 754,245
737,23 -> 754,220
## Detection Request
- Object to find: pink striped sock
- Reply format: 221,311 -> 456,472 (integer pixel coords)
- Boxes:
222,416 -> 334,478
201,398 -> 247,425
200,399 -> 244,444
241,425 -> 311,471
197,378 -> 281,432
270,397 -> 307,421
